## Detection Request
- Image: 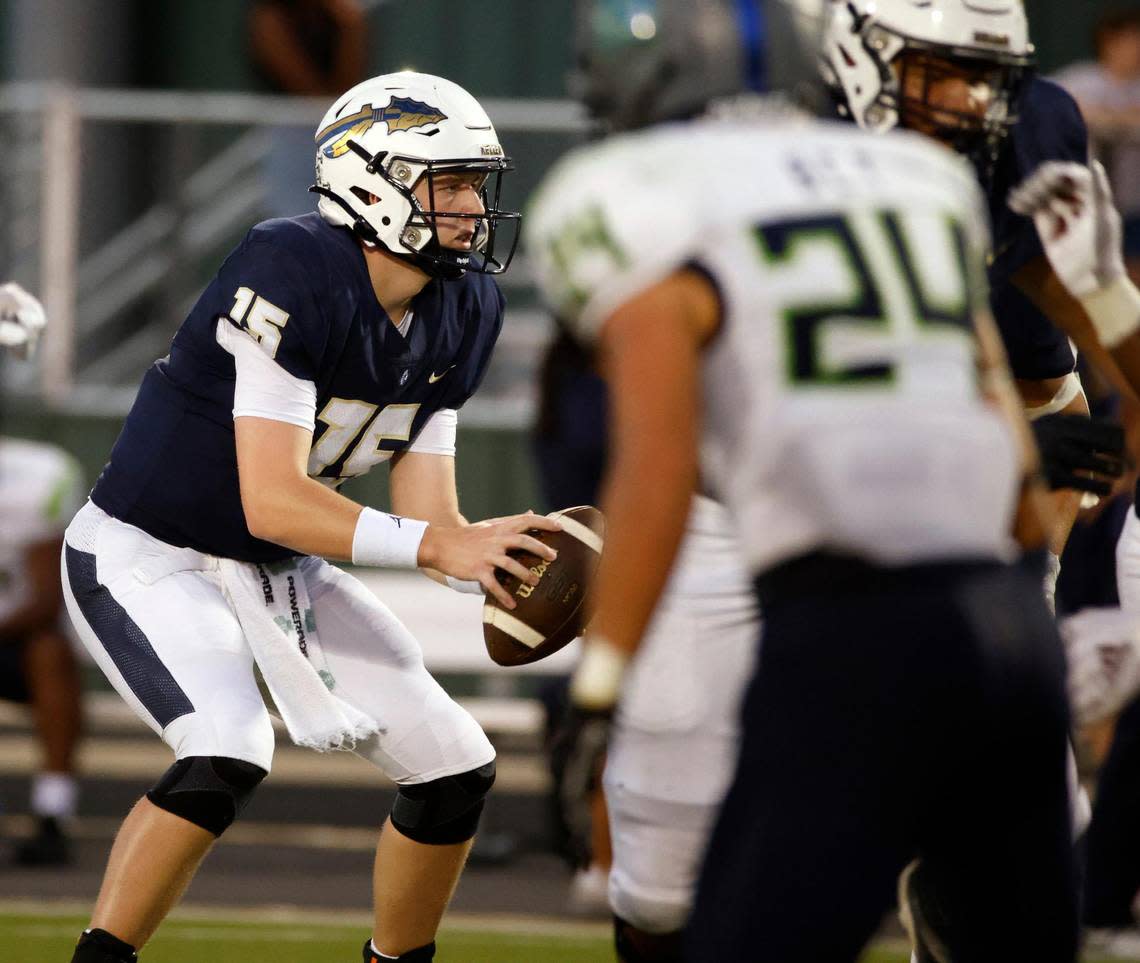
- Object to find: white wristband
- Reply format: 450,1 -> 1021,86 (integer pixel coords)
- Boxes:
1023,372 -> 1083,422
570,638 -> 629,712
444,575 -> 484,595
1080,275 -> 1140,349
352,507 -> 428,568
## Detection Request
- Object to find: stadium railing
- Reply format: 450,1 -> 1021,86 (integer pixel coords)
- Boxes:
0,83 -> 588,430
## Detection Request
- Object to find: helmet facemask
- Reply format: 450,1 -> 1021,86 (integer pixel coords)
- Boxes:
888,42 -> 1029,177
824,4 -> 1034,181
407,158 -> 521,279
312,140 -> 520,280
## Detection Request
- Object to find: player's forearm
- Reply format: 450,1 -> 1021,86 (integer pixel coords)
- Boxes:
1011,483 -> 1052,552
589,446 -> 697,659
972,308 -> 1053,550
240,475 -> 364,559
1012,258 -> 1140,403
1109,333 -> 1140,403
1024,383 -> 1089,554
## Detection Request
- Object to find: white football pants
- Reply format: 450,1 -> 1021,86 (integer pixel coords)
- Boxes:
603,496 -> 759,934
61,501 -> 494,783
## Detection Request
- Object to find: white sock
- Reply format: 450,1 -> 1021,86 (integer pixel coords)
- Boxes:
371,940 -> 399,960
31,772 -> 77,819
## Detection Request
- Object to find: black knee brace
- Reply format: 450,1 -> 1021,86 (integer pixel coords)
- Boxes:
146,756 -> 267,836
72,928 -> 137,962
614,916 -> 685,963
390,760 -> 495,845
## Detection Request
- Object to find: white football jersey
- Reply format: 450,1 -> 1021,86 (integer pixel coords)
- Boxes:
0,437 -> 84,623
527,113 -> 1020,573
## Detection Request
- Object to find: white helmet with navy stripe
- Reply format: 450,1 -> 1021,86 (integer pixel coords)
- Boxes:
312,72 -> 520,278
821,0 -> 1033,172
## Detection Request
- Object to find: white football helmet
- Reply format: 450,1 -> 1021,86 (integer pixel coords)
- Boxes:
821,0 -> 1033,169
312,72 -> 520,278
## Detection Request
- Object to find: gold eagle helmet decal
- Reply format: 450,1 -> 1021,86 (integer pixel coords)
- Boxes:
316,96 -> 449,158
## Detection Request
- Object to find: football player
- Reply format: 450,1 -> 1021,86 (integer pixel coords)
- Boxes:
1010,153 -> 1140,946
527,1 -> 1078,960
59,72 -> 560,963
822,0 -> 1129,590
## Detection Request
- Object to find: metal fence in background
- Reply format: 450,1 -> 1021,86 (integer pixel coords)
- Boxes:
9,83 -> 1140,431
0,84 -> 589,427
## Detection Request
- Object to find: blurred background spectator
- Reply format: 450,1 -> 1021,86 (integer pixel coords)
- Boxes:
248,0 -> 368,218
1055,7 -> 1140,257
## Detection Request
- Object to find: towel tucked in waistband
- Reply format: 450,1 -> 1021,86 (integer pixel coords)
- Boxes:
217,557 -> 380,751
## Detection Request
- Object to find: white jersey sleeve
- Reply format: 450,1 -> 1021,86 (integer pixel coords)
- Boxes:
527,132 -> 709,342
216,318 -> 317,432
406,408 -> 458,457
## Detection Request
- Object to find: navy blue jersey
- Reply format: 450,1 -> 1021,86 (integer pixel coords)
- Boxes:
92,214 -> 504,562
987,77 -> 1088,380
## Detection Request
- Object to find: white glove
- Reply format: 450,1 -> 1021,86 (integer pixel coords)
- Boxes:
1042,551 -> 1061,616
1009,161 -> 1140,348
0,282 -> 46,358
1059,606 -> 1140,727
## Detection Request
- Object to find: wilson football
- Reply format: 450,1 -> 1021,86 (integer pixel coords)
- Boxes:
482,505 -> 605,667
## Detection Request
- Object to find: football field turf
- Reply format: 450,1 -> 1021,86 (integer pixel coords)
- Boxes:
2,909 -> 1137,963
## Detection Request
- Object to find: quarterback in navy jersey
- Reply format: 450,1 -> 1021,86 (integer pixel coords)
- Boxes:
60,73 -> 560,963
92,209 -> 505,563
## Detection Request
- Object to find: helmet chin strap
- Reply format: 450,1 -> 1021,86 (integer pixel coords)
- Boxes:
309,183 -> 465,280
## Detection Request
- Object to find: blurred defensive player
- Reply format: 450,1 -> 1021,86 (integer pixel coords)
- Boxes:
528,1 -> 1078,960
60,72 -> 559,963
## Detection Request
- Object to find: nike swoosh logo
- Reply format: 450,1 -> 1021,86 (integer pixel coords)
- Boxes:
428,365 -> 456,384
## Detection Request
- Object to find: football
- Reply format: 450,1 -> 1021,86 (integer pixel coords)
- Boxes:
482,505 -> 605,667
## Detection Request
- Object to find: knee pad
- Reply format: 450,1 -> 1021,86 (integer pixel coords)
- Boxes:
146,756 -> 267,837
390,760 -> 495,845
614,916 -> 684,963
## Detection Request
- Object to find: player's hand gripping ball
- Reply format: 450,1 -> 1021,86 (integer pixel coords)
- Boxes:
482,506 -> 605,666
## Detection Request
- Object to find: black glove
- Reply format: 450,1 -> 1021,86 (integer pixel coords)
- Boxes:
550,704 -> 611,868
1031,413 -> 1125,496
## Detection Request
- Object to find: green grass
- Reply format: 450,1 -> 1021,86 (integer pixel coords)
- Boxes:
0,913 -> 614,963
1,912 -> 1134,962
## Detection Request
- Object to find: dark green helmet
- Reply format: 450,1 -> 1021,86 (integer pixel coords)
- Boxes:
573,0 -> 828,131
